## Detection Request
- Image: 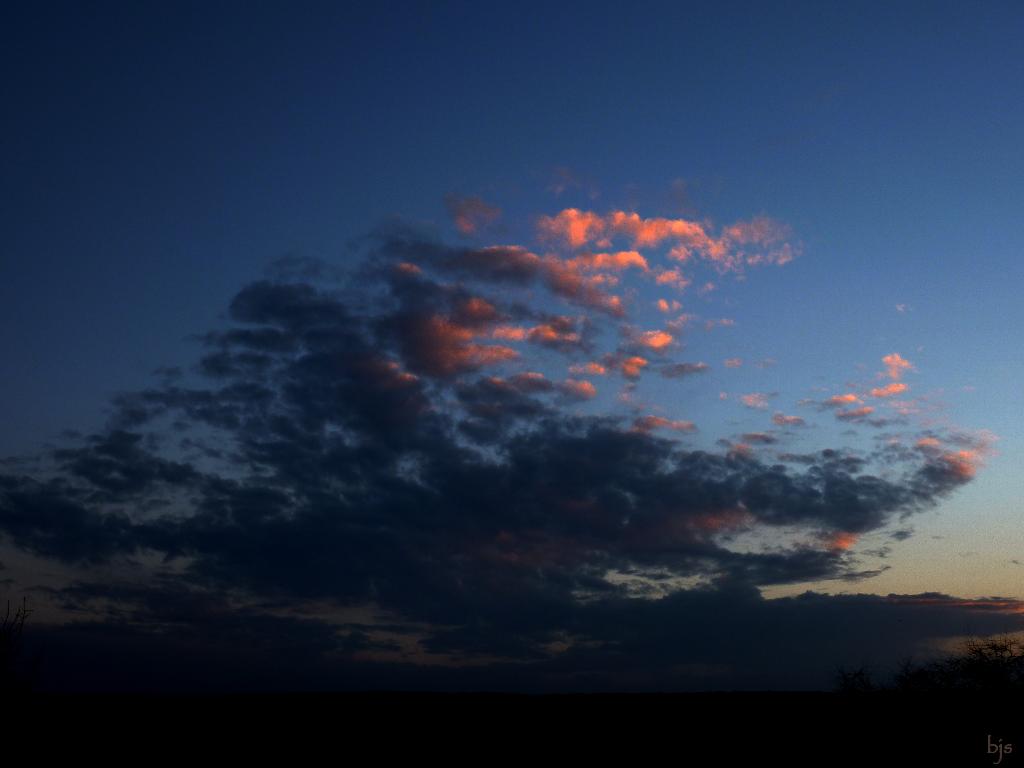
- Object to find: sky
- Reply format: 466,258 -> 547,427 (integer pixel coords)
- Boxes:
1,1 -> 1023,692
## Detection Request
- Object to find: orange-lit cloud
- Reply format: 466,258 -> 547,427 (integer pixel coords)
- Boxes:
569,362 -> 607,376
454,296 -> 500,327
561,379 -> 597,400
882,353 -> 914,380
632,415 -> 697,433
687,508 -> 755,534
527,320 -> 582,346
825,393 -> 861,407
491,325 -> 529,341
656,298 -> 682,313
835,406 -> 875,421
870,382 -> 909,398
637,330 -> 675,351
724,358 -> 742,368
535,209 -> 799,274
740,393 -> 770,409
619,356 -> 648,379
772,413 -> 806,427
536,208 -> 607,248
394,261 -> 422,276
542,256 -> 625,316
915,432 -> 997,481
654,268 -> 691,291
565,250 -> 649,272
402,314 -> 519,377
822,531 -> 859,551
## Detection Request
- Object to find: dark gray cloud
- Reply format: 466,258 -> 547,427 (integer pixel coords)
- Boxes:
660,362 -> 710,379
0,247 -> 997,690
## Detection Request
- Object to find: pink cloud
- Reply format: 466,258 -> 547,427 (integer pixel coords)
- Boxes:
724,358 -> 742,368
740,393 -> 770,409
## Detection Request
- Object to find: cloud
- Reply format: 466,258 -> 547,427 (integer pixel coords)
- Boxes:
569,362 -> 607,376
635,330 -> 675,351
740,393 -> 771,409
565,250 -> 649,272
870,382 -> 909,398
882,353 -> 914,381
724,358 -> 743,368
654,268 -> 691,291
561,379 -> 597,400
836,406 -> 875,422
660,362 -> 710,379
445,194 -> 501,235
772,413 -> 806,427
535,209 -> 799,274
605,354 -> 650,379
703,318 -> 736,331
824,393 -> 861,407
0,209 -> 993,693
633,416 -> 697,433
536,208 -> 607,248
389,312 -> 519,378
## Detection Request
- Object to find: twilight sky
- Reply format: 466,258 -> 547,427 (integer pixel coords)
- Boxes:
2,2 -> 1024,692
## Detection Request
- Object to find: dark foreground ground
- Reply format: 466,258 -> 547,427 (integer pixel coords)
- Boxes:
8,691 -> 1023,764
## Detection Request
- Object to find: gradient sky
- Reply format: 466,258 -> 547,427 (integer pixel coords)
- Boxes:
2,2 -> 1024,692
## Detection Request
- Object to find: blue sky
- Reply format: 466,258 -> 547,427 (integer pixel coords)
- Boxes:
2,2 -> 1023,691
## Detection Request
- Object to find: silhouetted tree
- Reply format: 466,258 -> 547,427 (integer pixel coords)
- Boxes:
0,598 -> 32,692
836,635 -> 1024,694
